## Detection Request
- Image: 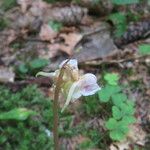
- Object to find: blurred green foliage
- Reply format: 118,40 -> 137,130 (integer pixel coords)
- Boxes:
17,58 -> 49,76
104,73 -> 120,85
1,0 -> 16,11
0,108 -> 36,121
112,0 -> 140,5
81,95 -> 101,116
43,0 -> 56,3
108,12 -> 127,37
138,44 -> 150,55
43,0 -> 72,3
98,73 -> 136,141
0,85 -> 54,149
0,18 -> 8,30
48,21 -> 63,32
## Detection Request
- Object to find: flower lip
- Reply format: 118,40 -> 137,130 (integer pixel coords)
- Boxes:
81,83 -> 100,96
79,73 -> 100,96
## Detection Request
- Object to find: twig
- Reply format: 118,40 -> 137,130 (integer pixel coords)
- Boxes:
82,55 -> 150,66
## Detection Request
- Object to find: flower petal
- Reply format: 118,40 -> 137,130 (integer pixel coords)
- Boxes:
59,59 -> 78,70
81,83 -> 101,96
79,73 -> 101,96
36,71 -> 56,78
61,81 -> 80,112
80,73 -> 97,84
71,85 -> 82,101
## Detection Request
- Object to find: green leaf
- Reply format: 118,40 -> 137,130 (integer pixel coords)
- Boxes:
122,116 -> 136,125
107,13 -> 127,37
29,58 -> 48,69
112,106 -> 122,120
112,93 -> 127,107
112,0 -> 139,5
0,135 -> 7,144
104,73 -> 120,85
126,100 -> 135,107
98,85 -> 121,102
120,103 -> 135,116
138,44 -> 150,55
114,23 -> 127,37
110,130 -> 125,141
18,63 -> 28,74
98,89 -> 110,102
0,108 -> 36,121
48,21 -> 63,32
106,117 -> 132,141
105,118 -> 117,130
117,121 -> 129,134
108,13 -> 126,25
107,119 -> 129,141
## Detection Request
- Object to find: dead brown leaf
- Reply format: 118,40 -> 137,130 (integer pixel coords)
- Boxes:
8,30 -> 17,44
39,24 -> 57,41
47,44 -> 60,58
127,124 -> 146,146
17,0 -> 31,13
60,135 -> 94,150
110,141 -> 130,150
29,0 -> 48,17
59,33 -> 82,55
1,29 -> 17,46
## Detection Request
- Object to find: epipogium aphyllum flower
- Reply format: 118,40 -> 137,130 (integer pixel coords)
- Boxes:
36,59 -> 101,112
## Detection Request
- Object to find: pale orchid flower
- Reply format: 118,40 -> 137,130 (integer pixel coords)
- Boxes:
36,59 -> 101,112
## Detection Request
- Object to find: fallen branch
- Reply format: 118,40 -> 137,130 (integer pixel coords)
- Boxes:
82,55 -> 150,66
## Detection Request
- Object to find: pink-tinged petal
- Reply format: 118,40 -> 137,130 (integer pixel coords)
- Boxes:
79,73 -> 100,96
81,83 -> 101,96
80,73 -> 97,85
59,59 -> 78,70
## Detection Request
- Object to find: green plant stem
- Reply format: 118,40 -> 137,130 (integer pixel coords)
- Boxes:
53,59 -> 70,150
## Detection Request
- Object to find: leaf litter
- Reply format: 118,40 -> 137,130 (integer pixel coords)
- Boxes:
0,0 -> 150,149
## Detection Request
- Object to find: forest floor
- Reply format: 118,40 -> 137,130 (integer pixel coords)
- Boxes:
0,0 -> 150,149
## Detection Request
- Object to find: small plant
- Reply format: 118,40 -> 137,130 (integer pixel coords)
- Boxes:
37,59 -> 101,150
37,61 -> 136,148
138,44 -> 150,55
104,73 -> 120,85
17,58 -> 49,76
98,73 -> 136,141
108,12 -> 127,37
